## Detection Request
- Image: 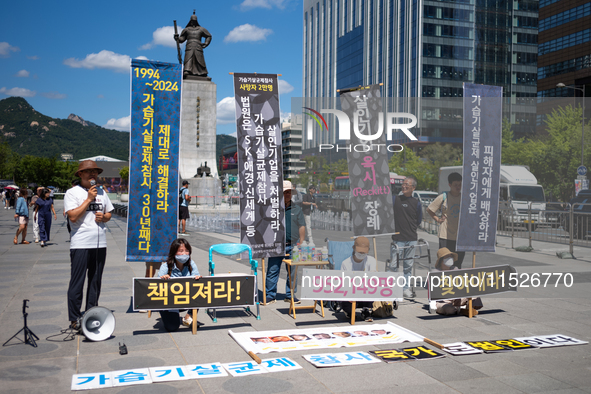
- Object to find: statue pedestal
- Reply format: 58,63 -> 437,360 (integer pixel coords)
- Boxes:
180,79 -> 218,180
188,177 -> 222,205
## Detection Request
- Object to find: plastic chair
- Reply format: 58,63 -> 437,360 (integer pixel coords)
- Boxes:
208,243 -> 260,322
324,239 -> 355,313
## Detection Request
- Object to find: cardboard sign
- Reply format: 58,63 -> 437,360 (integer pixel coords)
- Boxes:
443,342 -> 484,356
427,265 -> 516,301
229,322 -> 424,354
133,275 -> 255,310
370,346 -> 445,362
300,269 -> 403,301
514,334 -> 588,348
303,352 -> 381,368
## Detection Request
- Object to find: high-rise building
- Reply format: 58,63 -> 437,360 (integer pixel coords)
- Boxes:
282,115 -> 306,179
302,0 -> 539,151
536,0 -> 590,98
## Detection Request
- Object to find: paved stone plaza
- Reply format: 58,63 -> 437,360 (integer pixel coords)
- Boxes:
0,200 -> 590,393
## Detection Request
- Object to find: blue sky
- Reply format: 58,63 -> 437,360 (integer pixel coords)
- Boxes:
0,0 -> 302,136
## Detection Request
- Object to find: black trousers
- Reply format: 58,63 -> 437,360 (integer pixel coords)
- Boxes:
439,238 -> 465,268
159,310 -> 181,332
67,248 -> 107,322
341,301 -> 373,315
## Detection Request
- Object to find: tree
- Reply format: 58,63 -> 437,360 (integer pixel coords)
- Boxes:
530,105 -> 590,202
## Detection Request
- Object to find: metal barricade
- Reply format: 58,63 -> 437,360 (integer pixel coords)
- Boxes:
496,202 -> 591,256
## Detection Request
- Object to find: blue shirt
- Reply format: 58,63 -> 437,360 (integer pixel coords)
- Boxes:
158,259 -> 199,278
15,197 -> 28,217
180,187 -> 189,207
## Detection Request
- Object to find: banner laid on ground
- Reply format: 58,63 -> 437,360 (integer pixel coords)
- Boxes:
339,85 -> 396,237
229,322 -> 424,354
457,83 -> 502,252
303,352 -> 381,368
127,60 -> 182,262
370,347 -> 445,362
132,275 -> 256,310
71,358 -> 301,390
233,73 -> 284,259
300,269 -> 403,300
427,265 -> 516,301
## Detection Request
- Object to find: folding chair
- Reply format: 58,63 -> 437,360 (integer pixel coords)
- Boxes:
325,239 -> 355,319
386,238 -> 432,294
208,243 -> 261,322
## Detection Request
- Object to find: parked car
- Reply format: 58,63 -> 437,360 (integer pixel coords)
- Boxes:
563,189 -> 591,240
414,190 -> 438,205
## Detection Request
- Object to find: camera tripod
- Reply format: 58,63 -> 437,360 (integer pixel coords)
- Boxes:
3,300 -> 39,348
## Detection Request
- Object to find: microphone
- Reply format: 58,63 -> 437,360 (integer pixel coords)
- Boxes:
90,179 -> 102,191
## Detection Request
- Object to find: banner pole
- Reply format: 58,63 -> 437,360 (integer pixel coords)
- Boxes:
262,258 -> 266,305
468,252 -> 476,318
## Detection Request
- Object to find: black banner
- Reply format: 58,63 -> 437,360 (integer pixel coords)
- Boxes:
133,275 -> 256,310
427,265 -> 517,301
233,73 -> 285,258
339,85 -> 396,236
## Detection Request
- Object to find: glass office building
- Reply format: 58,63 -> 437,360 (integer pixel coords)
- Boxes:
536,0 -> 590,98
302,0 -> 539,150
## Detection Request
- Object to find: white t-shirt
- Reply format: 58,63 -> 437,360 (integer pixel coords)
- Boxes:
340,255 -> 377,272
64,185 -> 114,249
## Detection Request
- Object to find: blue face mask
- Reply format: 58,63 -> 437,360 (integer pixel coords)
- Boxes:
175,254 -> 190,264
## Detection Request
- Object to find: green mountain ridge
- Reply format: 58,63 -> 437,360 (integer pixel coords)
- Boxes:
0,97 -> 237,164
0,97 -> 130,160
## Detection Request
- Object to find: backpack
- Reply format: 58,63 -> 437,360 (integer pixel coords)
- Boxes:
179,188 -> 186,206
372,301 -> 394,318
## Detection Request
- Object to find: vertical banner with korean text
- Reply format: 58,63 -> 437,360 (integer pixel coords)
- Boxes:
339,85 -> 396,237
457,83 -> 502,252
233,73 -> 285,259
127,59 -> 182,261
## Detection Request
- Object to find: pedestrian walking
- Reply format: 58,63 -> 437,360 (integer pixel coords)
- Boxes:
14,188 -> 30,245
30,187 -> 43,243
35,188 -> 57,247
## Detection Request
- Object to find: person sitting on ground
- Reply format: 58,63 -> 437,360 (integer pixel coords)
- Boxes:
157,238 -> 202,331
340,236 -> 377,322
433,247 -> 483,316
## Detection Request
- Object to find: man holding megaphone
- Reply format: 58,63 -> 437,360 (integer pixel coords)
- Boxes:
64,160 -> 114,330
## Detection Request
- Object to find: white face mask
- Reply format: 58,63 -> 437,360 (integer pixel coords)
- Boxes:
354,252 -> 367,260
442,257 -> 454,268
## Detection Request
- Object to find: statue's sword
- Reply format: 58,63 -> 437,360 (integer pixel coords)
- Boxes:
173,20 -> 182,65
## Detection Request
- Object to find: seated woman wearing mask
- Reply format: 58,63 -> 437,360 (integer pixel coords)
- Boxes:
340,236 -> 377,321
158,238 -> 202,331
433,248 -> 483,316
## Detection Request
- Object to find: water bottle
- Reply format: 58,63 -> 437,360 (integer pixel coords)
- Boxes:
309,241 -> 316,261
300,241 -> 308,261
321,246 -> 328,261
292,244 -> 300,263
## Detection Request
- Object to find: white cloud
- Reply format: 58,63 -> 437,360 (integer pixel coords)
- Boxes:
63,50 -> 132,73
27,55 -> 39,60
0,42 -> 19,58
140,26 -> 178,50
278,80 -> 294,95
224,24 -> 273,43
103,115 -> 130,132
280,112 -> 292,122
41,92 -> 67,99
240,0 -> 286,10
0,87 -> 36,97
217,97 -> 236,125
15,70 -> 30,78
229,131 -> 237,138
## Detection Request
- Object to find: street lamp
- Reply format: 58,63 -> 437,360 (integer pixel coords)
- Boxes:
556,83 -> 586,169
